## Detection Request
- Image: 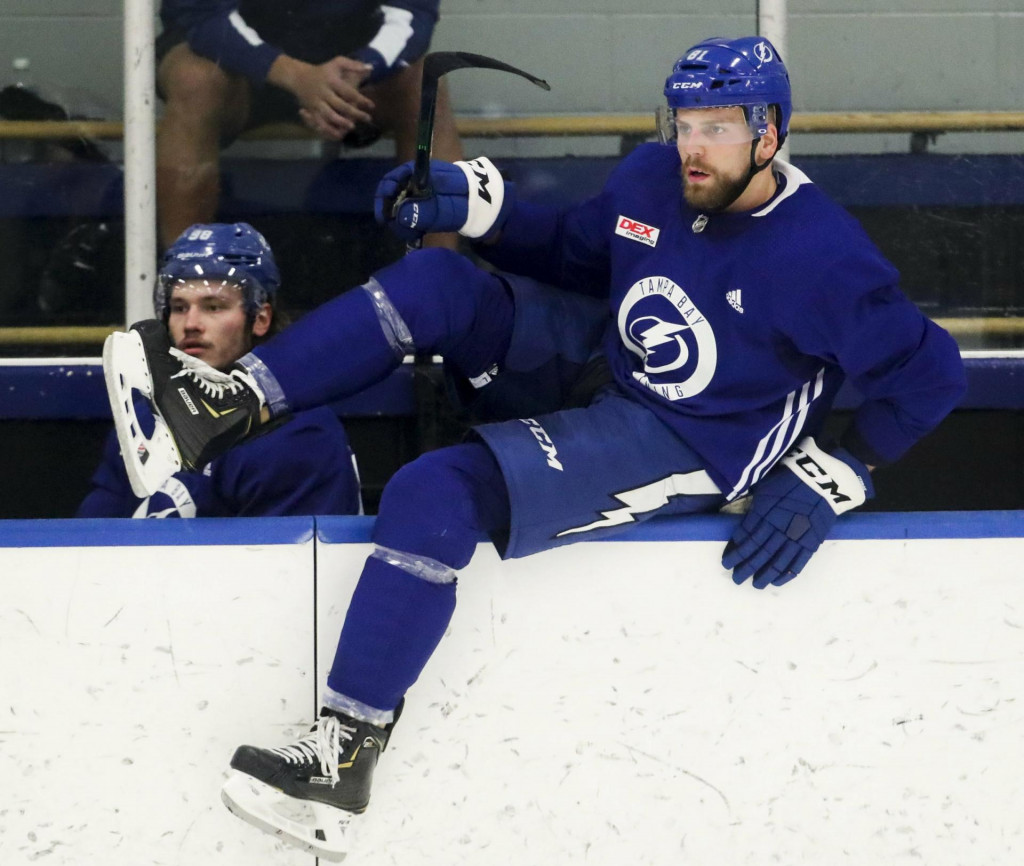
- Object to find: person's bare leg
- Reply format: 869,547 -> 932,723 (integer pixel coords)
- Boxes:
368,58 -> 464,250
156,44 -> 251,249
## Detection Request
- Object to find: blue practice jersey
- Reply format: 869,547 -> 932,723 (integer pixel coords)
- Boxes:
78,404 -> 362,518
161,0 -> 439,85
483,143 -> 966,499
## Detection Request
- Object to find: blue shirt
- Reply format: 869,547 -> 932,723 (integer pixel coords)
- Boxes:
161,0 -> 440,85
483,143 -> 967,499
78,404 -> 362,517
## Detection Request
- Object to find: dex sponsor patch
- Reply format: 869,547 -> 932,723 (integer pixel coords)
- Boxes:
615,215 -> 660,247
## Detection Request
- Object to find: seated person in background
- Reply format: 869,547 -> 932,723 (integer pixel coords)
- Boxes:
155,0 -> 463,250
78,222 -> 362,518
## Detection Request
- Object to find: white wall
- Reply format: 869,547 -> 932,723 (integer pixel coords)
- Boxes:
0,2 -> 1021,118
2,513 -> 1022,865
0,521 -> 318,865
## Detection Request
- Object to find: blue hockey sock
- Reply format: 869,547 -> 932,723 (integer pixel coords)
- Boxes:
377,249 -> 514,380
327,551 -> 457,712
326,442 -> 510,712
250,284 -> 406,410
248,249 -> 513,411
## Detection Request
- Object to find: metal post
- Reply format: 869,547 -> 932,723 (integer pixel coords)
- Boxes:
122,0 -> 157,327
758,0 -> 790,162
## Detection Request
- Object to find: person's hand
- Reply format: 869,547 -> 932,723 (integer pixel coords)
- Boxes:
269,55 -> 374,140
374,157 -> 514,243
722,437 -> 874,589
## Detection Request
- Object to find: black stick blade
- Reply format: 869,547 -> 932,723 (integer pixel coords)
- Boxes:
422,51 -> 551,91
406,50 -> 552,232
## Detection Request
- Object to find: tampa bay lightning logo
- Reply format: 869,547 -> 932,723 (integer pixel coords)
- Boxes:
618,276 -> 717,400
628,317 -> 693,373
754,41 -> 774,64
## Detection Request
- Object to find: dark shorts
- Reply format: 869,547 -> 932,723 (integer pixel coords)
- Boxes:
466,274 -> 724,559
156,8 -> 384,137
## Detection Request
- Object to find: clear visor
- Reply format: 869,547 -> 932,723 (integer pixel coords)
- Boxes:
155,273 -> 255,318
656,105 -> 756,146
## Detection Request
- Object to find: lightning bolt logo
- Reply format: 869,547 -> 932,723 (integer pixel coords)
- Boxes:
556,471 -> 720,537
617,275 -> 718,400
629,316 -> 691,373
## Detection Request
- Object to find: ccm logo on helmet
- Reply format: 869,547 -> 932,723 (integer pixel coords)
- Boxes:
671,82 -> 702,90
616,216 -> 660,247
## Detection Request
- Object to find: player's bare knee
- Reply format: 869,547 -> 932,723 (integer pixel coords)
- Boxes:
159,49 -> 238,120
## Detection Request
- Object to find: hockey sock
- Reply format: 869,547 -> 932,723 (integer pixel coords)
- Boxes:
375,249 -> 514,381
327,442 -> 510,712
373,441 -> 511,567
248,249 -> 513,411
249,283 -> 408,410
327,552 -> 457,713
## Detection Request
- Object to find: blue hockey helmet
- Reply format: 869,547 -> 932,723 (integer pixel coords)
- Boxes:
663,36 -> 792,142
154,222 -> 280,320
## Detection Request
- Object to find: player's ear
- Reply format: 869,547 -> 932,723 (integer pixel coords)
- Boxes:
251,303 -> 272,338
756,122 -> 779,162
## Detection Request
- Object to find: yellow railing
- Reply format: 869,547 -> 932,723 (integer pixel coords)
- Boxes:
1,110 -> 1023,141
1,317 -> 1021,348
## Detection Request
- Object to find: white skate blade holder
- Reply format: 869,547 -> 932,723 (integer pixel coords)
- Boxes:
102,330 -> 183,498
222,772 -> 357,862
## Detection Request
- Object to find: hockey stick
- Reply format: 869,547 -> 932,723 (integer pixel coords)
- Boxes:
409,51 -> 551,197
398,51 -> 551,248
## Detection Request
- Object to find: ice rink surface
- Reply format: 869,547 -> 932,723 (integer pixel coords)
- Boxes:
1,513 -> 1021,865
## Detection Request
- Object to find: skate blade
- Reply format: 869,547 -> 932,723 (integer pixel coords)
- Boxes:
221,771 -> 357,862
102,330 -> 182,498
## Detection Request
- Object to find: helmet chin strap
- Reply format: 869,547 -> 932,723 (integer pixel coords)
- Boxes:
707,138 -> 775,213
749,137 -> 775,175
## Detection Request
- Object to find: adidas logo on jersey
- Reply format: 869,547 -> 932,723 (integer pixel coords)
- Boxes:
726,289 -> 744,313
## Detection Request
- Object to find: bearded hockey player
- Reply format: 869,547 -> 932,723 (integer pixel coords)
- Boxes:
102,36 -> 965,859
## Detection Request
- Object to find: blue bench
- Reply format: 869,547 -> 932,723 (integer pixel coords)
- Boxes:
0,355 -> 1019,421
2,153 -> 1024,219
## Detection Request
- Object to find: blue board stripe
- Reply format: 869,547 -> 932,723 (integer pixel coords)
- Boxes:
0,516 -> 316,548
1,512 -> 1018,550
315,511 -> 1023,545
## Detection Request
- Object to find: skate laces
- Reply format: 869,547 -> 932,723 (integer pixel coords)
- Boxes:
270,715 -> 356,785
168,348 -> 254,402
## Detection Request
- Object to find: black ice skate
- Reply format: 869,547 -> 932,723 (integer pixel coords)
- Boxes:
221,708 -> 399,861
102,319 -> 265,497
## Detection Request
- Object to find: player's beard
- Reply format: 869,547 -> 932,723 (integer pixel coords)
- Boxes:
681,161 -> 749,213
